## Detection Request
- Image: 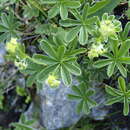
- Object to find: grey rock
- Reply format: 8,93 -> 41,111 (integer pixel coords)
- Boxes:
0,43 -> 6,65
39,79 -> 82,130
25,79 -> 110,130
90,85 -> 110,120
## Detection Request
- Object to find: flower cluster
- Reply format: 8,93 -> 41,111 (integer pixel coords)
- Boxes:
46,75 -> 61,88
15,58 -> 27,70
6,38 -> 19,53
99,13 -> 122,41
88,43 -> 107,59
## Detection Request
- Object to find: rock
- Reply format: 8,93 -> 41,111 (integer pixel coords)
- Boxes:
25,79 -> 111,130
0,43 -> 6,65
39,79 -> 82,130
89,85 -> 111,120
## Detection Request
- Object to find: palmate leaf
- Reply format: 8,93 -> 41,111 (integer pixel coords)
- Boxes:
42,0 -> 80,19
60,4 -> 98,45
105,77 -> 130,116
68,84 -> 96,114
94,39 -> 130,77
34,41 -> 85,85
0,12 -> 20,42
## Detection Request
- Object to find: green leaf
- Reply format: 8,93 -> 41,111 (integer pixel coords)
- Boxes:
0,25 -> 8,32
33,54 -> 58,65
87,0 -> 109,16
1,13 -> 9,27
64,1 -> 81,8
65,26 -> 81,42
57,45 -> 66,60
66,48 -> 86,56
64,62 -> 81,75
106,96 -> 123,105
61,64 -> 72,85
94,59 -> 112,68
110,39 -> 118,56
71,85 -> 82,95
37,64 -> 59,82
118,76 -> 126,93
118,40 -> 130,57
68,94 -> 82,100
83,101 -> 90,114
107,62 -> 116,77
16,86 -> 27,97
23,4 -> 39,19
85,16 -> 98,25
85,89 -> 95,97
87,97 -> 97,107
40,0 -> 57,4
123,97 -> 129,116
60,5 -> 68,20
91,0 -> 122,17
122,22 -> 130,40
48,5 -> 59,18
118,57 -> 130,64
26,75 -> 36,87
60,19 -> 81,27
11,123 -> 35,130
105,85 -> 122,96
116,63 -> 127,78
40,41 -> 58,59
77,100 -> 84,113
82,4 -> 89,20
70,9 -> 82,20
27,0 -> 45,13
63,57 -> 77,63
79,27 -> 88,45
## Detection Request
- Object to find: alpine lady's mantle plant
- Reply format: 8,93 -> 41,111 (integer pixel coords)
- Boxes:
3,0 -> 130,118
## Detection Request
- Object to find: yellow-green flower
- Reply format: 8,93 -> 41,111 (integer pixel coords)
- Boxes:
15,58 -> 27,70
46,75 -> 60,88
88,44 -> 107,59
99,13 -> 122,41
6,38 -> 19,53
99,20 -> 115,39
